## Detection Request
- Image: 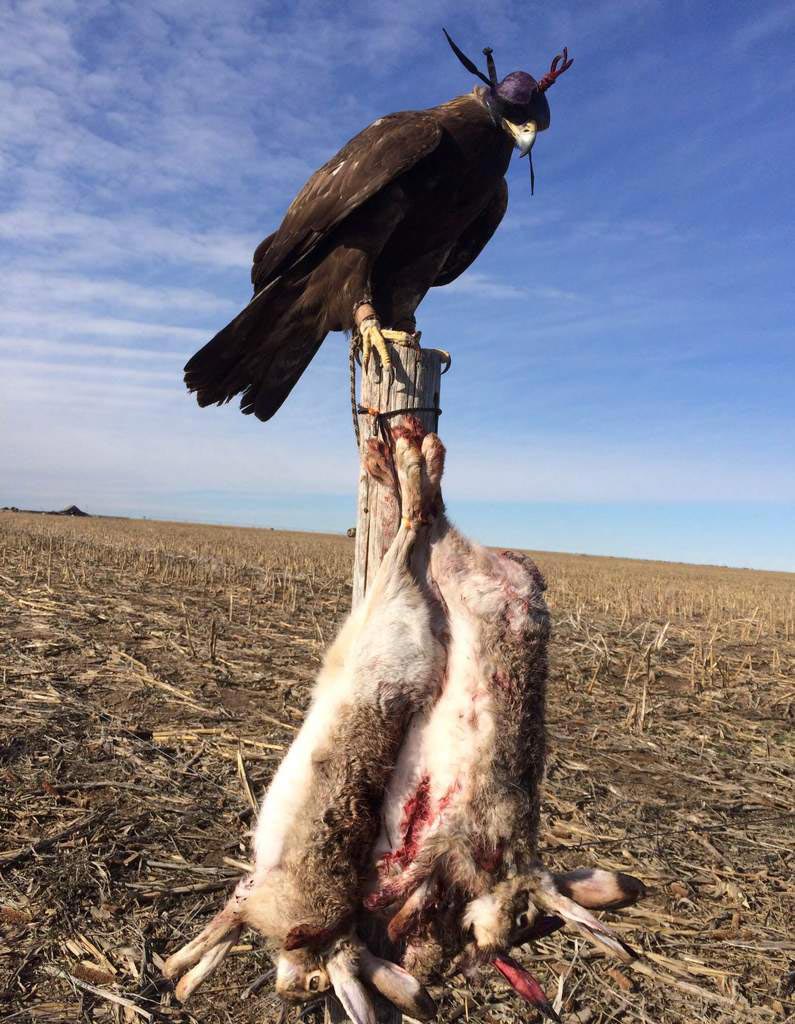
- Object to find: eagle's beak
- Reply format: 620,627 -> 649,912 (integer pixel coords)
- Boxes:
503,119 -> 538,158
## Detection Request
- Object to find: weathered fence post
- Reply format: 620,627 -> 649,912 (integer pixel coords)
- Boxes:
331,341 -> 445,1024
352,342 -> 446,607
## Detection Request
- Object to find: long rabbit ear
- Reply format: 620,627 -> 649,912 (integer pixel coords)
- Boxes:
492,956 -> 561,1023
386,878 -> 431,943
358,950 -> 436,1021
363,438 -> 395,489
553,868 -> 646,910
537,881 -> 637,963
326,956 -> 377,1024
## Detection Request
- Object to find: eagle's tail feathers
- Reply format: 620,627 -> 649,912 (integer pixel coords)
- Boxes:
184,284 -> 326,422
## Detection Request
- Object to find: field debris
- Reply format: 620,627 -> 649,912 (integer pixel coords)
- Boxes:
1,512 -> 793,1023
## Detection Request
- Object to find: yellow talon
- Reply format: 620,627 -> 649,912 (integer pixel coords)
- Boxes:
382,328 -> 422,348
359,318 -> 393,376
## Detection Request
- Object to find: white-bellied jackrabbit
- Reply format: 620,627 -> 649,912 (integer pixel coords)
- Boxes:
164,419 -> 645,1023
164,423 -> 444,1022
364,426 -> 645,1021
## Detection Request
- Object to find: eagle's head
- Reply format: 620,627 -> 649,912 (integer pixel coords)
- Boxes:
443,29 -> 573,189
490,70 -> 551,157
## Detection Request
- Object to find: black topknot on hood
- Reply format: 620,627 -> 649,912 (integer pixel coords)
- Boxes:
443,29 -> 572,131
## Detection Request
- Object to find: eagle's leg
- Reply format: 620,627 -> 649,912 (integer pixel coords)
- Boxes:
354,304 -> 419,379
359,316 -> 394,377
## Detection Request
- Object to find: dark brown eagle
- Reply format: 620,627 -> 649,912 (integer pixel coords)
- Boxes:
185,32 -> 573,421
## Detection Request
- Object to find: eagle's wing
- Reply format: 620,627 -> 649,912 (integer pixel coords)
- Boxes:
431,179 -> 508,288
250,231 -> 276,291
186,112 -> 444,422
252,112 -> 443,294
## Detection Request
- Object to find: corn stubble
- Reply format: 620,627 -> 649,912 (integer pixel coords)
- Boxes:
0,511 -> 792,1023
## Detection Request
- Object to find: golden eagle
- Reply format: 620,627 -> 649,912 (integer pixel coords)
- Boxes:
185,32 -> 573,421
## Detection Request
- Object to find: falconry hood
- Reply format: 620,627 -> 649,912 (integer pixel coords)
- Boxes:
443,28 -> 573,193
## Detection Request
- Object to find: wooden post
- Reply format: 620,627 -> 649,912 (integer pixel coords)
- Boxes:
352,342 -> 446,607
336,341 -> 445,1024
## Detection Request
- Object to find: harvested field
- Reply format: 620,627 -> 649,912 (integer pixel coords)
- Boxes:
1,511 -> 793,1024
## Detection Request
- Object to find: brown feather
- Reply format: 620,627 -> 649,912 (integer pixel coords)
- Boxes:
432,179 -> 508,288
252,113 -> 443,294
185,92 -> 513,421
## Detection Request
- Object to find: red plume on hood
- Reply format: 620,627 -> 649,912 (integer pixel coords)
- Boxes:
538,48 -> 574,92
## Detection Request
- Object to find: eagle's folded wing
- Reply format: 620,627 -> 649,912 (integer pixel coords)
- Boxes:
431,178 -> 508,288
252,112 -> 443,294
185,113 -> 444,422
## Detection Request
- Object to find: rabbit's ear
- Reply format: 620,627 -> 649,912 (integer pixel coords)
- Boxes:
327,954 -> 377,1024
386,878 -> 431,942
358,949 -> 436,1021
536,875 -> 637,963
492,956 -> 561,1023
362,438 -> 395,489
553,868 -> 646,910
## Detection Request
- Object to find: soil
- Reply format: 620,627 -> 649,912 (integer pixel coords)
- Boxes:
1,512 -> 792,1024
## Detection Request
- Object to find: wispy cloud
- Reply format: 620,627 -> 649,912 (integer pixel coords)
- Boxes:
6,271 -> 230,314
1,0 -> 793,567
0,337 -> 183,362
444,272 -> 527,299
0,310 -> 206,343
2,359 -> 177,383
441,273 -> 583,304
0,207 -> 255,270
731,2 -> 795,50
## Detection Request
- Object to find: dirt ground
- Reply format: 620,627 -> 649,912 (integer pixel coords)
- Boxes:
1,512 -> 793,1024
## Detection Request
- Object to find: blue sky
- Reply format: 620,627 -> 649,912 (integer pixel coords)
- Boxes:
1,0 -> 793,571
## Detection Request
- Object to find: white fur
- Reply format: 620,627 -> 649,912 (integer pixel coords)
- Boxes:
253,670 -> 354,869
253,524 -> 441,873
462,893 -> 503,948
373,577 -> 497,868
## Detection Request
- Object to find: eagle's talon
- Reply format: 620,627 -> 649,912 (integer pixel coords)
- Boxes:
359,317 -> 393,377
382,328 -> 422,349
